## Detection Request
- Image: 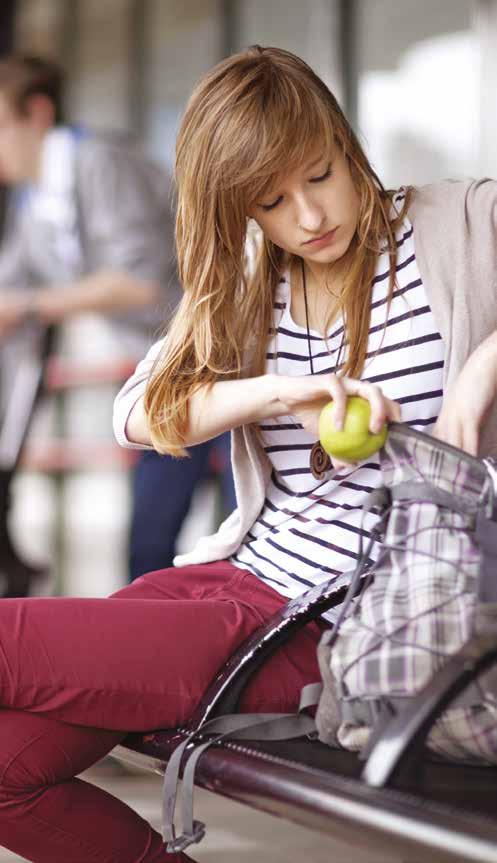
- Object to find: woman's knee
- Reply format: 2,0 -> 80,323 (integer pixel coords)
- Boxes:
0,710 -> 121,799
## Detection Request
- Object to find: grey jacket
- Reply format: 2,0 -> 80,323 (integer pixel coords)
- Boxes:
113,179 -> 497,566
0,129 -> 181,347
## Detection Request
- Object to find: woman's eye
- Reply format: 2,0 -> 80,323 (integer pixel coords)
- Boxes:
258,162 -> 332,210
261,196 -> 283,212
310,164 -> 332,183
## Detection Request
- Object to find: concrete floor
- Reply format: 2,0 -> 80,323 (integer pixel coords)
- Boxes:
0,758 -> 414,863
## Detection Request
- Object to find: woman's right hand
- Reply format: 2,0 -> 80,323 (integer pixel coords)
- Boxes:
273,372 -> 401,468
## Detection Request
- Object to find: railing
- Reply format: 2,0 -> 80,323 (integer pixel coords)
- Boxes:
20,356 -> 139,472
6,343 -> 227,596
14,352 -> 139,595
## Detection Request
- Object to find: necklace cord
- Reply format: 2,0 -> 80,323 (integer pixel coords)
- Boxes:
301,258 -> 315,375
300,257 -> 333,479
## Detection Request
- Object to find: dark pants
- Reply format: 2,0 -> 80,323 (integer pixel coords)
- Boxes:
0,562 -> 324,863
129,432 -> 236,581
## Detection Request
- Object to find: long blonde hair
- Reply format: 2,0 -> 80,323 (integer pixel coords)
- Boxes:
145,45 -> 411,456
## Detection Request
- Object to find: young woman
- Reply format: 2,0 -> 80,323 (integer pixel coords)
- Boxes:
1,45 -> 497,863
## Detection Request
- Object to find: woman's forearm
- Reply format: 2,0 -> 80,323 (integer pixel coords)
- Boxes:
187,374 -> 282,445
125,374 -> 283,449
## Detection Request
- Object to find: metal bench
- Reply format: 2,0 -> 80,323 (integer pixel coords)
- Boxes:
112,576 -> 497,863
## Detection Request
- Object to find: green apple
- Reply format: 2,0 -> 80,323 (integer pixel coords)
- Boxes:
318,396 -> 388,462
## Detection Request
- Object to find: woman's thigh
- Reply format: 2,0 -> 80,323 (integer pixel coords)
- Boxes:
0,569 -> 257,730
0,561 -> 323,731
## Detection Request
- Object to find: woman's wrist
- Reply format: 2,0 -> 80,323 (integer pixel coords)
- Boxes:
262,373 -> 289,418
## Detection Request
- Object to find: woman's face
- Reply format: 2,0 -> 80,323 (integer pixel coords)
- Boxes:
248,145 -> 360,271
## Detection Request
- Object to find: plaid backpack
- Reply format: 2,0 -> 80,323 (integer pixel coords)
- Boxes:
316,422 -> 497,765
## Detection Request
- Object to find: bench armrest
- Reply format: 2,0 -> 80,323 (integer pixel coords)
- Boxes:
187,568 -> 365,729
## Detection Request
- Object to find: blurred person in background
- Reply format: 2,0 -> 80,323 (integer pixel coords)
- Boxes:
0,54 -> 236,594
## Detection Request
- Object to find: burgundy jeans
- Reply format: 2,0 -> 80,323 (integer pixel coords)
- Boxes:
0,561 -> 324,863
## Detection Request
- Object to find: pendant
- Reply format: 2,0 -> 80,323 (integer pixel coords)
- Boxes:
310,441 -> 332,480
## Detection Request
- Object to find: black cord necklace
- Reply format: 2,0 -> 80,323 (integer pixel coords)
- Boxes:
300,257 -> 332,480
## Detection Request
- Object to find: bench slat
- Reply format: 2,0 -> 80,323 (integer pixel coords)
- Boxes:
113,733 -> 497,863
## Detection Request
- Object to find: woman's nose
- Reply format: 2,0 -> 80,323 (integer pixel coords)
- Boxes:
295,197 -> 325,234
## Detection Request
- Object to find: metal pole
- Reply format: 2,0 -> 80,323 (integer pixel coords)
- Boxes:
339,0 -> 359,131
0,0 -> 16,55
0,0 -> 16,235
51,0 -> 79,594
221,0 -> 238,57
129,0 -> 148,141
475,0 -> 497,177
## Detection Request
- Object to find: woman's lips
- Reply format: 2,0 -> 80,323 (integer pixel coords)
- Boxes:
303,228 -> 338,248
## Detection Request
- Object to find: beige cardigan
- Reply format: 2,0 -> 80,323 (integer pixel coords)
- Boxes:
113,179 -> 497,567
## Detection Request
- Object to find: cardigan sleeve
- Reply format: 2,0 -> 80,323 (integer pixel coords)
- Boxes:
409,177 -> 497,457
409,178 -> 497,377
112,336 -> 165,449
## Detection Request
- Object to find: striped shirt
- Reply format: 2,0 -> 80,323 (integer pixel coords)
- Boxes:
231,195 -> 445,616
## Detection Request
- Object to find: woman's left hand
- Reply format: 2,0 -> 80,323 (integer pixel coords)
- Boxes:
433,333 -> 497,456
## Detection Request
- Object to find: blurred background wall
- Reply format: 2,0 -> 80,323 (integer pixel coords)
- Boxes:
1,0 -> 493,596
11,0 -> 484,180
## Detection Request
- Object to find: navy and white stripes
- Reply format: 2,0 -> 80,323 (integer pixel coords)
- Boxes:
231,198 -> 445,613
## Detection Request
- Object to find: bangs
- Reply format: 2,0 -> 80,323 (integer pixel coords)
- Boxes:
211,70 -> 338,209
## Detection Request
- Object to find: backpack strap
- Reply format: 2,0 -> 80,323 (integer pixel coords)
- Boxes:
162,682 -> 321,853
391,480 -> 481,516
340,679 -> 489,733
